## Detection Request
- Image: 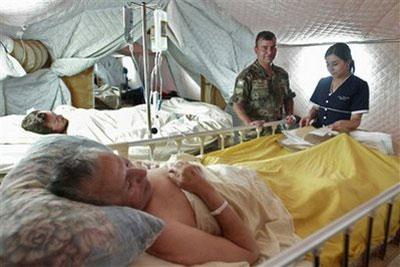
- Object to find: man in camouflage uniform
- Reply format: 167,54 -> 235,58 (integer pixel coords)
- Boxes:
230,31 -> 296,129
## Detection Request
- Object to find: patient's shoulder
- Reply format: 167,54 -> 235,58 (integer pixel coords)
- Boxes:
146,169 -> 196,226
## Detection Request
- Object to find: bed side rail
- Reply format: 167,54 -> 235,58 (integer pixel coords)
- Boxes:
108,120 -> 283,159
261,183 -> 400,267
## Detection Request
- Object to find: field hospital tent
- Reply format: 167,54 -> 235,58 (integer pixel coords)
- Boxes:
0,0 -> 399,151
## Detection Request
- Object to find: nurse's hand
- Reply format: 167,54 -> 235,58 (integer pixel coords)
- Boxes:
329,120 -> 350,133
299,116 -> 314,127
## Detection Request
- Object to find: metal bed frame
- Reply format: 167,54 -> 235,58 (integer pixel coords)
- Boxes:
108,120 -> 283,160
108,120 -> 399,266
262,183 -> 400,267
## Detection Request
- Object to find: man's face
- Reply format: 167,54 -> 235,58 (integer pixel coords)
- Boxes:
82,152 -> 153,210
37,111 -> 68,133
254,38 -> 277,66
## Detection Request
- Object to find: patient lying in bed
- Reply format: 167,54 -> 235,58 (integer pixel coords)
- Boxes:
19,98 -> 232,145
46,142 -> 303,265
20,105 -> 176,143
1,99 -> 233,174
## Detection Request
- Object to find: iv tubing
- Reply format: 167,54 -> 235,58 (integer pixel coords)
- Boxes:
150,51 -> 163,111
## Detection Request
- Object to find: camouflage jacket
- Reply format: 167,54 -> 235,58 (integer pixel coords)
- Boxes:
230,60 -> 295,122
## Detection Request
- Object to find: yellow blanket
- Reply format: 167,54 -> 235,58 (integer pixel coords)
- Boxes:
202,135 -> 291,165
202,133 -> 400,266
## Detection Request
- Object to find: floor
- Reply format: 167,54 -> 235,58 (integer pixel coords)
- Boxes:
369,242 -> 400,267
388,254 -> 400,267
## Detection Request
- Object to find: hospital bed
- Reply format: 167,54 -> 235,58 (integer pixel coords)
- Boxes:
202,133 -> 399,266
0,118 -> 398,266
0,97 -> 232,175
106,122 -> 399,266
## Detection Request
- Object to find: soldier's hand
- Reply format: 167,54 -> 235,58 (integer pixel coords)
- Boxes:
250,120 -> 265,128
285,115 -> 297,125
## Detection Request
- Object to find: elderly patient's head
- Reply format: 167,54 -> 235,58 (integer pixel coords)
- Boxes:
21,110 -> 68,134
47,147 -> 153,210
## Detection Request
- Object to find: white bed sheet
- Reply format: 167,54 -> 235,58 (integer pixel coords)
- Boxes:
281,126 -> 394,155
0,98 -> 232,174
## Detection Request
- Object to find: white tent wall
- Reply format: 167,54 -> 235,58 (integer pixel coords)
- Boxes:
1,69 -> 71,115
165,51 -> 201,100
165,0 -> 254,101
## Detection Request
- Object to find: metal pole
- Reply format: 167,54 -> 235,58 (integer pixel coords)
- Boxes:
380,202 -> 393,259
342,229 -> 350,267
364,216 -> 374,267
312,248 -> 320,267
141,2 -> 152,139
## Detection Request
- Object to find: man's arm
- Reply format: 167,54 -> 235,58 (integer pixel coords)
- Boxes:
284,98 -> 294,116
232,102 -> 252,125
233,102 -> 265,127
231,76 -> 265,126
148,164 -> 260,265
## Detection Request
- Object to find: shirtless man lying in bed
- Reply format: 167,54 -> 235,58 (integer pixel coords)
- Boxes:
19,106 -> 177,144
46,147 -> 260,265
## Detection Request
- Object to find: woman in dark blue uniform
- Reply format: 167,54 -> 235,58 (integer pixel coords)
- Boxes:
300,43 -> 369,132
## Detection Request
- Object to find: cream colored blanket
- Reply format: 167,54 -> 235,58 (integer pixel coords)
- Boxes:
134,164 -> 309,266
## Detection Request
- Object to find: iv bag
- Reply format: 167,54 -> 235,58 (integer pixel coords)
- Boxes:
152,9 -> 168,52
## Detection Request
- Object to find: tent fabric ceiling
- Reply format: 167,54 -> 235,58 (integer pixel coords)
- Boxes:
1,0 -> 397,76
0,0 -> 130,27
214,0 -> 400,44
0,0 -> 163,76
2,0 -> 398,45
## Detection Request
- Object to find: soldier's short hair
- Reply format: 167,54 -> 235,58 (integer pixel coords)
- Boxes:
255,31 -> 276,46
21,110 -> 54,134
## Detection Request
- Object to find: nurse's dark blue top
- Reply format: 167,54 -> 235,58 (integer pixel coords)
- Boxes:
310,75 -> 369,128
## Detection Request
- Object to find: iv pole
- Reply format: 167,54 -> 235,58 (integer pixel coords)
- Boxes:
140,2 -> 152,140
125,1 -> 159,159
126,2 -> 155,137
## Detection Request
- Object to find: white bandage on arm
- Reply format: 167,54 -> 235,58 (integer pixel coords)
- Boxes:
210,200 -> 229,216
